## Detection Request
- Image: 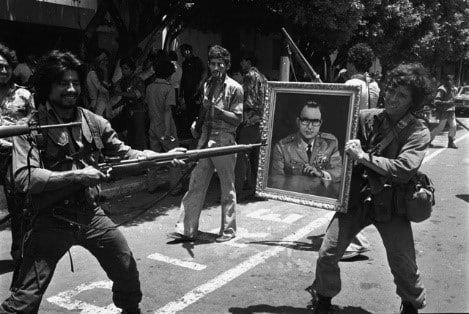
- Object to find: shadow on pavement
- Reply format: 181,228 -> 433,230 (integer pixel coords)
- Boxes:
229,304 -> 373,314
456,194 -> 469,203
0,259 -> 14,275
249,234 -> 325,251
248,240 -> 320,251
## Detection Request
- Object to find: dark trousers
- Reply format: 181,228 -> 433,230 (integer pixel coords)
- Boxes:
312,205 -> 426,309
127,109 -> 148,150
0,208 -> 142,313
234,124 -> 261,195
184,92 -> 201,136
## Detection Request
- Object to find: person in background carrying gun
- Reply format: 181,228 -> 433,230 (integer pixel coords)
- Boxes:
0,42 -> 35,289
429,74 -> 458,149
0,50 -> 186,314
168,45 -> 244,243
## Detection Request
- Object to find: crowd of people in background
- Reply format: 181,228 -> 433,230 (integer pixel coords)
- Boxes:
1,38 -> 464,314
2,41 -> 462,201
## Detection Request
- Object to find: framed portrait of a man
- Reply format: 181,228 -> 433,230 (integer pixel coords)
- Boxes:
256,82 -> 361,212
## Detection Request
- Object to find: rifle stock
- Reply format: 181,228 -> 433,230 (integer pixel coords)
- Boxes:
281,27 -> 322,83
99,142 -> 265,177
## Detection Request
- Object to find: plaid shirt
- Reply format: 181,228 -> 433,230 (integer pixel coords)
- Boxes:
242,66 -> 267,126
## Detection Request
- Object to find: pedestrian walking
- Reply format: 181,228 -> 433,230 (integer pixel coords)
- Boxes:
168,45 -> 243,243
429,74 -> 458,149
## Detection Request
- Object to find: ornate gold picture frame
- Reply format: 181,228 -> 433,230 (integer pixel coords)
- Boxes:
256,82 -> 361,212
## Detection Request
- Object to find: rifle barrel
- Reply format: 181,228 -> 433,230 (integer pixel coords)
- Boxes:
0,121 -> 82,138
33,122 -> 82,131
281,27 -> 322,83
98,143 -> 265,170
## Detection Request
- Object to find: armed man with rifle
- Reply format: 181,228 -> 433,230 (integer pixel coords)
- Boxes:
0,50 -> 187,314
0,42 -> 36,288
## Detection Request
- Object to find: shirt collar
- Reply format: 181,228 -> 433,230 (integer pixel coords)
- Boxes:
43,102 -> 92,144
296,133 -> 315,150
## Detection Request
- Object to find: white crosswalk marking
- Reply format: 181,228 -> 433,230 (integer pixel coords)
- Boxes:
246,208 -> 303,224
46,280 -> 118,314
147,252 -> 207,271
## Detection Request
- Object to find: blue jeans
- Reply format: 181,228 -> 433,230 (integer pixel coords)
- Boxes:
313,206 -> 426,309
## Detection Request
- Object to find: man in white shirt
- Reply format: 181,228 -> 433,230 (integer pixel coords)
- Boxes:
345,43 -> 380,109
341,43 -> 381,260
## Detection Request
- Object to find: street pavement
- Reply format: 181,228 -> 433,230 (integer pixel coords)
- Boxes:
0,118 -> 468,313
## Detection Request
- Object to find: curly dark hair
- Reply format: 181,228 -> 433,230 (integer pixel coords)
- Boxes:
386,63 -> 435,111
0,43 -> 19,70
154,59 -> 175,79
33,50 -> 85,105
208,45 -> 231,66
347,43 -> 374,73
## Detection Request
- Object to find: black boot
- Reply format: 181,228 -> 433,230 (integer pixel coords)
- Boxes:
448,137 -> 458,149
314,294 -> 333,314
400,301 -> 418,314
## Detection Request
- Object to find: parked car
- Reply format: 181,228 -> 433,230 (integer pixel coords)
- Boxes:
454,85 -> 469,114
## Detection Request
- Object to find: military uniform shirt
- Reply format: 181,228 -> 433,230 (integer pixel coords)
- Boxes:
12,103 -> 145,195
271,132 -> 342,181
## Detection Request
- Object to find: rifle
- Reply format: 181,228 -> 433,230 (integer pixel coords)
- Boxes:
281,27 -> 322,83
98,142 -> 265,177
0,122 -> 82,138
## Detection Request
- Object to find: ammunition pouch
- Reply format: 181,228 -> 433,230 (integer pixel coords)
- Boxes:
370,172 -> 434,223
394,172 -> 434,223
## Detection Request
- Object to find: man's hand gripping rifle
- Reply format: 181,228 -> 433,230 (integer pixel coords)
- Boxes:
99,142 -> 266,177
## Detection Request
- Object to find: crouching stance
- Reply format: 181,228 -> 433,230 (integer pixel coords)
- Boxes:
311,63 -> 433,314
0,51 -> 184,314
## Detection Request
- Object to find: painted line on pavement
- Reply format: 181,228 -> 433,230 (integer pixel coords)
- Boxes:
423,131 -> 469,164
154,211 -> 334,314
47,280 -> 119,313
148,253 -> 207,271
246,208 -> 303,224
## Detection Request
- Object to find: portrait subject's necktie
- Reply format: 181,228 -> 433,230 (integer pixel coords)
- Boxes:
307,144 -> 312,161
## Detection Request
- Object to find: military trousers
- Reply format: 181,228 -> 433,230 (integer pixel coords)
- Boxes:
312,205 -> 426,309
0,208 -> 142,314
175,152 -> 237,238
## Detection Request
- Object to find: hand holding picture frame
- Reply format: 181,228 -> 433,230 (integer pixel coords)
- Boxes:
256,82 -> 361,212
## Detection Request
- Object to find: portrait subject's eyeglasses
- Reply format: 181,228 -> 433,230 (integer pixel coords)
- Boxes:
298,117 -> 322,127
